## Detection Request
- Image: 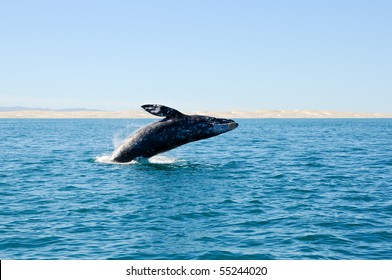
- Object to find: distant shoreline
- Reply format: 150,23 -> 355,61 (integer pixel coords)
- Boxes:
0,110 -> 391,119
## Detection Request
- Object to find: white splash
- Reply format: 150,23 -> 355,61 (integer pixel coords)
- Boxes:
148,155 -> 179,164
94,155 -> 137,165
112,123 -> 144,148
94,154 -> 180,165
112,132 -> 125,148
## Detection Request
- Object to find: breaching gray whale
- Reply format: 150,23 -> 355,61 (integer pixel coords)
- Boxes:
109,104 -> 239,163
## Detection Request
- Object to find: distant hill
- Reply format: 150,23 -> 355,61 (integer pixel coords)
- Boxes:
0,106 -> 103,112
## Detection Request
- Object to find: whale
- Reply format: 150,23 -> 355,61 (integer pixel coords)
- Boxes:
109,104 -> 239,163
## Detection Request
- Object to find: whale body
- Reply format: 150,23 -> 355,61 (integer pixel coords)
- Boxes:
109,104 -> 238,163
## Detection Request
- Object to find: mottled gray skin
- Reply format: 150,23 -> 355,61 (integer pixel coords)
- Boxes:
110,104 -> 239,163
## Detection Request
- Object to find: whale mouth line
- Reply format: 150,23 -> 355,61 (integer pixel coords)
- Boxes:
211,121 -> 238,134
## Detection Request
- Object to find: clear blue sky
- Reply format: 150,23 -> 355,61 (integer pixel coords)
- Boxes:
0,0 -> 391,112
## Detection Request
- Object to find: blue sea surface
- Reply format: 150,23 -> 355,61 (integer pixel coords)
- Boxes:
1,118 -> 391,259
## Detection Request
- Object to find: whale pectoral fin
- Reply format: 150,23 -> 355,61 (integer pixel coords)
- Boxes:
142,104 -> 185,118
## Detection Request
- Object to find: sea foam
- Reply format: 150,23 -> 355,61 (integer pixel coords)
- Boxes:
95,154 -> 179,165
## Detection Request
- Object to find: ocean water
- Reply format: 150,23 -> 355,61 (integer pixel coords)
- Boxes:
1,118 -> 391,260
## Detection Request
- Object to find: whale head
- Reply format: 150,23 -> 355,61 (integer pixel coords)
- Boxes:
185,115 -> 239,140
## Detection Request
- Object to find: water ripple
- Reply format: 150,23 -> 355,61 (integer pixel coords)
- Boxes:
1,119 -> 392,259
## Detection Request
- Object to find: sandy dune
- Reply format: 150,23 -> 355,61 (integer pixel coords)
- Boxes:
0,109 -> 391,118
